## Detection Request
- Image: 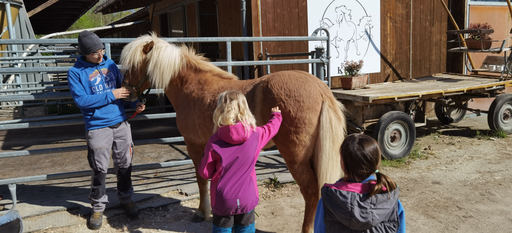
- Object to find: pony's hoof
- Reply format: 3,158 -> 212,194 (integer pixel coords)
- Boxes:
190,214 -> 205,223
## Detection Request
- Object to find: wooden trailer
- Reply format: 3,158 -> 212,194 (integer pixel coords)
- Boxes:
330,26 -> 512,160
333,72 -> 512,159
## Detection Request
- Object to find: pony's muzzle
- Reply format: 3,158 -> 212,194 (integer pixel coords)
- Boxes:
122,82 -> 139,102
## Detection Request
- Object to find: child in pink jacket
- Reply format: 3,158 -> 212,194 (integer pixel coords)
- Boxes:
199,90 -> 282,233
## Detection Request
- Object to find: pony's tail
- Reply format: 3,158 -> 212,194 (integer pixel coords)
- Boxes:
315,98 -> 346,192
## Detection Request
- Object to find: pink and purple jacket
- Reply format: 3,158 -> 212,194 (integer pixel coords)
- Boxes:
199,112 -> 282,216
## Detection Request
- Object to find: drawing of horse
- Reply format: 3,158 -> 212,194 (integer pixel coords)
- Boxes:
119,33 -> 346,232
334,5 -> 361,61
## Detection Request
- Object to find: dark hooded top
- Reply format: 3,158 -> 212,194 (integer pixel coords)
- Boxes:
320,178 -> 401,232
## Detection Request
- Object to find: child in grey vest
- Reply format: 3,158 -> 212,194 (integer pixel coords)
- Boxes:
314,134 -> 406,233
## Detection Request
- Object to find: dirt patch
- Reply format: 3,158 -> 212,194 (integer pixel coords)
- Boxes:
18,114 -> 512,232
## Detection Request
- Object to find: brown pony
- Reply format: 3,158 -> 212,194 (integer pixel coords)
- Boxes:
120,33 -> 346,232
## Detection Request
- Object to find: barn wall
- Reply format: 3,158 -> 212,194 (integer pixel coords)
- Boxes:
251,0 -> 309,74
371,0 -> 412,83
144,0 -> 453,82
368,0 -> 448,84
250,0 -> 450,81
217,0 -> 245,61
412,0 -> 448,79
187,3 -> 198,38
186,2 -> 199,51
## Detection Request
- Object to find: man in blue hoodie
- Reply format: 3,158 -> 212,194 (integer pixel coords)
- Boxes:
68,30 -> 146,230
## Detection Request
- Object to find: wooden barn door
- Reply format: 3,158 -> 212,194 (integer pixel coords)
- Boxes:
372,0 -> 449,84
198,0 -> 220,60
252,0 -> 309,75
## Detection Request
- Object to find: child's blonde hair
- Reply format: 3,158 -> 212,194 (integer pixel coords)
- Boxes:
212,90 -> 256,133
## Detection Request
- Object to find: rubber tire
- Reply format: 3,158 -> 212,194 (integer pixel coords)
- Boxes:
434,100 -> 468,124
373,111 -> 416,160
488,94 -> 512,134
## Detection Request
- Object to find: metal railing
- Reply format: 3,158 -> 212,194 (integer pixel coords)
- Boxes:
0,32 -> 329,186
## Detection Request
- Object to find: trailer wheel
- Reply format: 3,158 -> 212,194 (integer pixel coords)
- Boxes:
434,99 -> 468,124
373,111 -> 416,160
488,94 -> 512,134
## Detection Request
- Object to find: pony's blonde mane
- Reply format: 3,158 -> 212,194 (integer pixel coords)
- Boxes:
120,32 -> 238,90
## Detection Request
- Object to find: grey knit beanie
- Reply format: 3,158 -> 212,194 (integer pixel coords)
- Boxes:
78,30 -> 104,55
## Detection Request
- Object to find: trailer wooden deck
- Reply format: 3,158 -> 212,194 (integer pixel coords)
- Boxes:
331,73 -> 512,105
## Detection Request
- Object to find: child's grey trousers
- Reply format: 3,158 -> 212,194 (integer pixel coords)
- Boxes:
86,120 -> 134,213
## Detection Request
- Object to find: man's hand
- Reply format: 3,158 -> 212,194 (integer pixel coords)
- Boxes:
136,102 -> 146,113
112,87 -> 130,99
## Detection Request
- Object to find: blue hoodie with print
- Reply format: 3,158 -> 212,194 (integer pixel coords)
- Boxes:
68,55 -> 130,131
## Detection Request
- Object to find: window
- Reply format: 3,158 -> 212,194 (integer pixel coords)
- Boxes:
159,14 -> 169,37
159,7 -> 186,37
169,8 -> 185,37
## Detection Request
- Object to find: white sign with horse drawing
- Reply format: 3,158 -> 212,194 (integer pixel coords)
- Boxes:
307,0 -> 381,75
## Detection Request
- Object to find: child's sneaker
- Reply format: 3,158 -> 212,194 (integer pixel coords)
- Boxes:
87,211 -> 103,230
121,201 -> 139,218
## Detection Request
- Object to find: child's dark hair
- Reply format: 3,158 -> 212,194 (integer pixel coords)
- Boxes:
341,133 -> 397,197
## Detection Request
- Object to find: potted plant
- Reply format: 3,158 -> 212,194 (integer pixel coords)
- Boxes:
465,22 -> 493,50
332,60 -> 368,90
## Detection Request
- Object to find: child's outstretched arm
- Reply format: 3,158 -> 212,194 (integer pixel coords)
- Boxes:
257,107 -> 283,149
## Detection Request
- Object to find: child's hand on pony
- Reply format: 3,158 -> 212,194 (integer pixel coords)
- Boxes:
271,106 -> 281,113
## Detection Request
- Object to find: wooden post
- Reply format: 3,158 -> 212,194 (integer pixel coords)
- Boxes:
507,0 -> 512,18
439,0 -> 476,70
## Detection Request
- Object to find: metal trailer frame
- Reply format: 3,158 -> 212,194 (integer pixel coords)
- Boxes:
0,29 -> 330,188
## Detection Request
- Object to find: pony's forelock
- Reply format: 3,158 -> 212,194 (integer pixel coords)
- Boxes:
120,34 -> 153,74
120,32 -> 183,90
145,34 -> 184,90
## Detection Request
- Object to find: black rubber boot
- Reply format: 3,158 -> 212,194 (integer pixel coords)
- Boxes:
87,212 -> 103,230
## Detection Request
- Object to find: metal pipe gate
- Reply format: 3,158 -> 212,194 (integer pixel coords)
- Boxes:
0,31 -> 330,187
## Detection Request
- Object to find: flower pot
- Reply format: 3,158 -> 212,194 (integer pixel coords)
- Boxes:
465,38 -> 492,50
331,75 -> 368,90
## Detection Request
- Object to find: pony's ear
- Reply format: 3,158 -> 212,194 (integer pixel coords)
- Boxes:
143,41 -> 154,54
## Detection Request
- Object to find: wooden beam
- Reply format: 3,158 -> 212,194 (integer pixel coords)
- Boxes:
507,0 -> 512,19
439,0 -> 475,70
28,0 -> 60,18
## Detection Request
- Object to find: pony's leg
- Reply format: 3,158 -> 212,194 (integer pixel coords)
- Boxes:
280,152 -> 319,233
186,142 -> 211,222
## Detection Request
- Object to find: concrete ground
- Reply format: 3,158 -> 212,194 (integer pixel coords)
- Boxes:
0,107 -> 293,232
0,96 -> 498,232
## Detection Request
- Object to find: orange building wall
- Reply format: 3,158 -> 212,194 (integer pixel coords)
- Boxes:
466,5 -> 511,112
467,5 -> 512,112
468,5 -> 512,69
